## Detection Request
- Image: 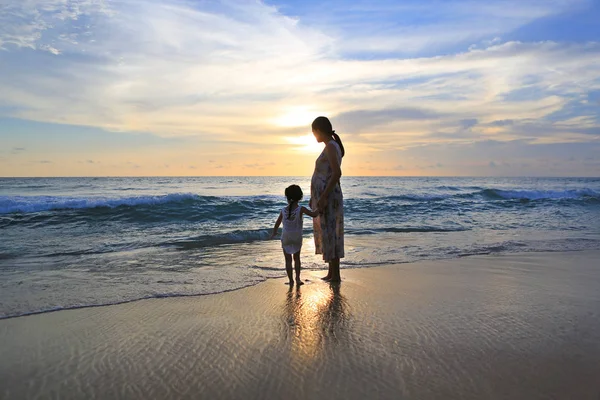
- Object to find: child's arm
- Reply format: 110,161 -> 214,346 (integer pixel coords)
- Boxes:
270,212 -> 283,239
301,206 -> 319,218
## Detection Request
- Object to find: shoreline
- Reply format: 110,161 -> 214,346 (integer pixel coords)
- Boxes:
1,248 -> 597,321
2,250 -> 600,399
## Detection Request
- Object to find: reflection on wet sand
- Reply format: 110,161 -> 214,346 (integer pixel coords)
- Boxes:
281,283 -> 351,363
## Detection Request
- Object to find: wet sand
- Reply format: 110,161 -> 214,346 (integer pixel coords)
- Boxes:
1,251 -> 600,399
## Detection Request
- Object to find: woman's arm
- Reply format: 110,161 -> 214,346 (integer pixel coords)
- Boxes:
317,142 -> 342,209
301,206 -> 319,218
270,212 -> 283,239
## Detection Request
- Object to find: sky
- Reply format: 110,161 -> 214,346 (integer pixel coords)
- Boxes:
0,0 -> 599,177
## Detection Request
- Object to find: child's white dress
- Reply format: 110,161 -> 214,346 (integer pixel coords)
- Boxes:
281,206 -> 303,255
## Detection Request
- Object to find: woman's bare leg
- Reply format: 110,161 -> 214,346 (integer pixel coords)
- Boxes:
321,263 -> 332,281
329,258 -> 341,282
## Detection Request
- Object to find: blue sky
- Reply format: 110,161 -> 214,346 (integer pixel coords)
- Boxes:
0,0 -> 599,176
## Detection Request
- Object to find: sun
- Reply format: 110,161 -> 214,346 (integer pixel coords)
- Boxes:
273,106 -> 326,153
285,134 -> 324,154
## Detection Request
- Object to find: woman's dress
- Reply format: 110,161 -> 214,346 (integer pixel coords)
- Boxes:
311,140 -> 344,261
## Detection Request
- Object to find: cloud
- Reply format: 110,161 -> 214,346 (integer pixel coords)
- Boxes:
336,107 -> 446,134
4,36 -> 597,150
0,0 -> 331,136
38,160 -> 52,164
489,119 -> 514,127
10,147 -> 26,154
243,162 -> 276,169
417,163 -> 444,169
125,161 -> 141,168
386,138 -> 600,176
460,119 -> 478,130
0,0 -> 112,51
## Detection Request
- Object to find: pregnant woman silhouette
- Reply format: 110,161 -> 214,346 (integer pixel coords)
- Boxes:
310,116 -> 345,283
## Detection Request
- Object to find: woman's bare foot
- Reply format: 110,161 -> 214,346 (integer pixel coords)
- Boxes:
286,280 -> 294,286
296,279 -> 304,286
321,275 -> 332,281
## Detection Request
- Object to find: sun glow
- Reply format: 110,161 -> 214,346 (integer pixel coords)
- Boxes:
272,107 -> 318,128
284,134 -> 324,154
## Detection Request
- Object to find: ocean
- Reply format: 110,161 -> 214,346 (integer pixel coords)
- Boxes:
1,176 -> 599,319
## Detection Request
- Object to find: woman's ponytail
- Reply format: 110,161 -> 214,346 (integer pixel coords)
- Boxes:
331,131 -> 345,158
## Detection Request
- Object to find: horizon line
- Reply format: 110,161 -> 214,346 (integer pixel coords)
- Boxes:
1,175 -> 598,179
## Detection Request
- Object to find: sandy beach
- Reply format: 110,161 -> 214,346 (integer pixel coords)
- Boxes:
1,251 -> 600,400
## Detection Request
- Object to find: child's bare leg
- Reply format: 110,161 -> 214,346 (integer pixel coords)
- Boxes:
284,251 -> 293,285
293,252 -> 303,285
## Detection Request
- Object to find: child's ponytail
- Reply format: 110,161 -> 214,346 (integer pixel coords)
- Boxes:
284,184 -> 304,220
